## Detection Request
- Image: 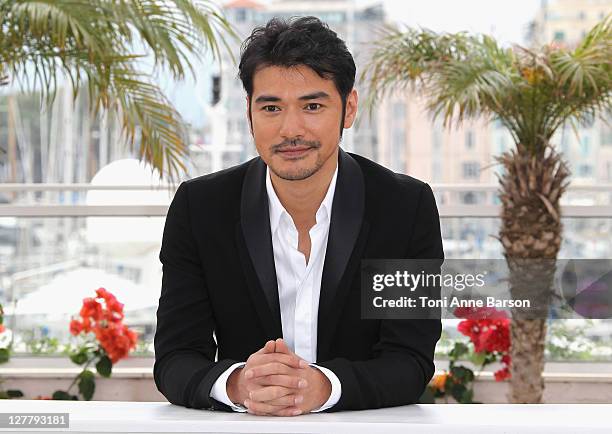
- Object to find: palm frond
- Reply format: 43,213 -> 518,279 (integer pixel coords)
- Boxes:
362,15 -> 612,155
0,0 -> 239,180
546,14 -> 612,134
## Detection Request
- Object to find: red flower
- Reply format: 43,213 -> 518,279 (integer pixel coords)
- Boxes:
80,298 -> 103,321
0,324 -> 5,334
95,323 -> 138,363
494,366 -> 511,381
455,306 -> 512,382
70,288 -> 138,364
69,319 -> 83,336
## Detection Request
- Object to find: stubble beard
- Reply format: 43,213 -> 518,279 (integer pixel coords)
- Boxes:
271,151 -> 326,181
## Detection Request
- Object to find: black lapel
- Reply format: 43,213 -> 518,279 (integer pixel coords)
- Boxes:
317,149 -> 369,360
236,157 -> 283,340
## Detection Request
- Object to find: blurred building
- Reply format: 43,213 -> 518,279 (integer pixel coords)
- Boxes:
528,0 -> 612,185
529,0 -> 611,46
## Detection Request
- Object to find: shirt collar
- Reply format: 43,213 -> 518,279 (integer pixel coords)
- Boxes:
266,162 -> 338,234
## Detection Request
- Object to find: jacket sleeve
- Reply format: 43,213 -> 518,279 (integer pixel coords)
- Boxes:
153,181 -> 239,411
317,182 -> 444,411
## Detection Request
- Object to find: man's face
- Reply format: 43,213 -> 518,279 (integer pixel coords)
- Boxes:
247,64 -> 357,181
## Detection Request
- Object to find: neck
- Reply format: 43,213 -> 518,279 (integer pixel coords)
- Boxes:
269,149 -> 338,229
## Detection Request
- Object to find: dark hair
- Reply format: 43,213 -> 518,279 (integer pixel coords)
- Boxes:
238,16 -> 356,137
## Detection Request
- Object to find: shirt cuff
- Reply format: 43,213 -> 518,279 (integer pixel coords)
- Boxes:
309,363 -> 341,412
209,362 -> 247,412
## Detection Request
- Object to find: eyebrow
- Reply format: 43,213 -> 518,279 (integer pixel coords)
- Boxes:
254,91 -> 331,104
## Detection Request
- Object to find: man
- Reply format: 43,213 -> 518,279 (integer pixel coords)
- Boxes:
154,16 -> 443,416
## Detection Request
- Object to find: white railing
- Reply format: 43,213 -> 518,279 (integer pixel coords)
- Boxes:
0,183 -> 611,217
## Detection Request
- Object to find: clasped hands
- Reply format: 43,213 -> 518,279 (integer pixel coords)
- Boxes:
226,338 -> 331,416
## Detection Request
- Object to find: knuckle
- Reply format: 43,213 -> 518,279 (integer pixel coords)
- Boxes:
250,401 -> 263,412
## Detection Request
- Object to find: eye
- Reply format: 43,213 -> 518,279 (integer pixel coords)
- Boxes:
306,103 -> 322,111
262,105 -> 280,112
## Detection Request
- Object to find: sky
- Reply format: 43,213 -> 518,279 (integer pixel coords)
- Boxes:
368,0 -> 543,46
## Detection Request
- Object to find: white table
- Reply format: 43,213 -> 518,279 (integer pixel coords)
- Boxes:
1,400 -> 611,433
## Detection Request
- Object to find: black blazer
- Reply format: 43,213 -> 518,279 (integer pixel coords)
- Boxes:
154,149 -> 444,412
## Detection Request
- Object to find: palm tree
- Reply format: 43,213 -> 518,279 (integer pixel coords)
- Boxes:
0,0 -> 238,181
362,16 -> 612,403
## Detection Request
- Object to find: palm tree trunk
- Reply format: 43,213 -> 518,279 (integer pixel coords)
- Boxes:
497,143 -> 569,403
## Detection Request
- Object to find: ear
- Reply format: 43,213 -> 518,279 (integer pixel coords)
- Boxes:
342,88 -> 358,129
246,95 -> 254,136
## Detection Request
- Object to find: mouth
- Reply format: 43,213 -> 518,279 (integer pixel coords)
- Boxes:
276,147 -> 313,159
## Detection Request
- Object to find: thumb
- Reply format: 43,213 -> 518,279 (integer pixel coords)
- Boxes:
255,339 -> 276,355
275,338 -> 308,368
275,338 -> 291,354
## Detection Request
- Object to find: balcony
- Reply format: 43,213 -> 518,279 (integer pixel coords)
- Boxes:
1,181 -> 611,403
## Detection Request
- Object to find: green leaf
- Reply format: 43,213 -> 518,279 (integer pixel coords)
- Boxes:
459,388 -> 475,404
470,351 -> 488,366
95,355 -> 112,378
78,370 -> 96,401
450,365 -> 474,382
7,390 -> 24,398
70,350 -> 89,365
52,390 -> 79,400
449,342 -> 469,360
0,348 -> 10,364
449,382 -> 467,402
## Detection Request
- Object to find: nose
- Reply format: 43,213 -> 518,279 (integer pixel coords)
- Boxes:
278,105 -> 306,139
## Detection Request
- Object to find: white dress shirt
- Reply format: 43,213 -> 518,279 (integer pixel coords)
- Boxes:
210,162 -> 342,412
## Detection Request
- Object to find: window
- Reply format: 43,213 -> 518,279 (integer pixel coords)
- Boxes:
601,125 -> 612,146
461,192 -> 477,204
392,129 -> 405,148
497,135 -> 508,154
432,128 -> 443,150
554,31 -> 565,42
392,102 -> 406,121
462,161 -> 480,179
578,164 -> 593,177
560,126 -> 570,154
465,130 -> 475,149
235,8 -> 247,22
580,136 -> 591,157
432,161 -> 442,181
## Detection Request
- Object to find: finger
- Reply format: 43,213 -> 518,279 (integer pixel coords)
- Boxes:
261,393 -> 304,407
244,398 -> 295,415
256,374 -> 308,389
249,385 -> 293,402
275,338 -> 291,355
250,353 -> 307,370
254,340 -> 276,355
272,339 -> 308,368
245,362 -> 295,379
270,406 -> 303,417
